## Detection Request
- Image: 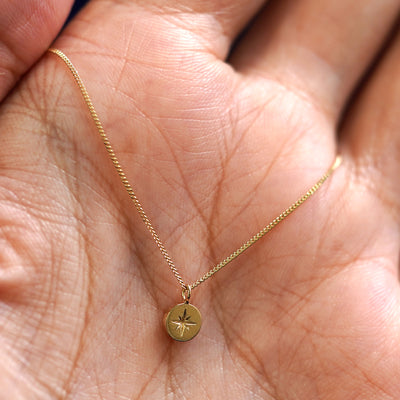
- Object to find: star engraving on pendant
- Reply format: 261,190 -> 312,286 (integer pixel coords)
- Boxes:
171,308 -> 197,337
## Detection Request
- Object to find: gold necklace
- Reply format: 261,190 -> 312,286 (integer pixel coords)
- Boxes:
48,48 -> 341,342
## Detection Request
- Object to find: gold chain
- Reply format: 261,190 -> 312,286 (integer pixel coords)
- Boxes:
48,48 -> 341,293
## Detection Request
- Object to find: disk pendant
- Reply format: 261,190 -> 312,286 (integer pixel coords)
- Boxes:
165,303 -> 202,342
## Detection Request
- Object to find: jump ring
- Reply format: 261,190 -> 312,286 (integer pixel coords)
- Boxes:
181,285 -> 191,303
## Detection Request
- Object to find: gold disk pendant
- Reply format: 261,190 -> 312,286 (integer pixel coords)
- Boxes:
166,303 -> 202,342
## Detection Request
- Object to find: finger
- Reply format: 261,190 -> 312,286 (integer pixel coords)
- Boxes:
72,0 -> 265,60
230,0 -> 400,120
141,0 -> 266,57
0,0 -> 73,102
341,25 -> 400,216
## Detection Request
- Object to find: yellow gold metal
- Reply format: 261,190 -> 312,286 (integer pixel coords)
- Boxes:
166,303 -> 202,341
181,285 -> 192,303
48,48 -> 342,302
48,48 -> 186,289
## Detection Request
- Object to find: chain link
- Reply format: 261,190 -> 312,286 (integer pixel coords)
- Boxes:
48,48 -> 341,293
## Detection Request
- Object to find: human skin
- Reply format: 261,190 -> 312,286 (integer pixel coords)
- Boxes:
0,0 -> 400,398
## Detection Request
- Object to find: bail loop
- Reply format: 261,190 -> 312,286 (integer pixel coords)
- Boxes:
181,285 -> 192,303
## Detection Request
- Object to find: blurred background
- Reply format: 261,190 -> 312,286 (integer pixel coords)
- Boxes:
68,0 -> 90,21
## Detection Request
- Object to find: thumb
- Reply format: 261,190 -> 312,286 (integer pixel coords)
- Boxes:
0,0 -> 73,102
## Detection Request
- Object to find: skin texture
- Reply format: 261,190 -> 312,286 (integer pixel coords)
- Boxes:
0,0 -> 400,398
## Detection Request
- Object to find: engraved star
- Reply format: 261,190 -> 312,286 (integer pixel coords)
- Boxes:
171,308 -> 197,337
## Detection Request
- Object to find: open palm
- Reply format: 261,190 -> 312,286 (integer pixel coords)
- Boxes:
1,0 -> 400,398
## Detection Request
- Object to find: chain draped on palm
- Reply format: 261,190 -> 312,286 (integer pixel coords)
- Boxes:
1,0 -> 399,399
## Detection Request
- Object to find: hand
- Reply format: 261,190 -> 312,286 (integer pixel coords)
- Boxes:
1,0 -> 399,398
